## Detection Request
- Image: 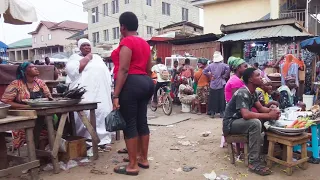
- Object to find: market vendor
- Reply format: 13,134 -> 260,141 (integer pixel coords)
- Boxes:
278,76 -> 306,110
256,78 -> 279,108
179,76 -> 200,114
1,62 -> 52,149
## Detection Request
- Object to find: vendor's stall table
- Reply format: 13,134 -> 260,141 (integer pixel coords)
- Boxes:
0,110 -> 39,180
266,132 -> 309,176
22,101 -> 100,174
294,119 -> 320,159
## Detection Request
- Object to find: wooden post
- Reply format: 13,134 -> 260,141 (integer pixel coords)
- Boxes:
45,116 -> 60,174
25,128 -> 39,180
0,133 -> 8,170
52,113 -> 68,158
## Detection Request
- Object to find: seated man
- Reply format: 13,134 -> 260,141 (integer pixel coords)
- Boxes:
151,57 -> 171,107
223,68 -> 280,176
278,76 -> 306,110
179,76 -> 201,114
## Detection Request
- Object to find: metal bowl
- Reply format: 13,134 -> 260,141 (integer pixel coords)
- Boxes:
23,98 -> 81,107
0,104 -> 11,119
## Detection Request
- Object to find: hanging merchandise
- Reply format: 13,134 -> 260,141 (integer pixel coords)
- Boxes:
243,42 -> 269,65
302,49 -> 317,94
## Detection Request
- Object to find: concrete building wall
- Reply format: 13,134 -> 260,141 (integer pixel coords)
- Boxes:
83,0 -> 200,53
32,25 -> 78,49
202,0 -> 271,34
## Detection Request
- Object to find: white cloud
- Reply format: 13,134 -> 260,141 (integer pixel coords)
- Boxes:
0,0 -> 87,44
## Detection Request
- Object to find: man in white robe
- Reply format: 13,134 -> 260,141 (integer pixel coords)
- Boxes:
66,38 -> 113,146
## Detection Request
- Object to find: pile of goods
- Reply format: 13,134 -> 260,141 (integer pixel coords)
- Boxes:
310,105 -> 320,119
62,85 -> 86,99
285,117 -> 315,129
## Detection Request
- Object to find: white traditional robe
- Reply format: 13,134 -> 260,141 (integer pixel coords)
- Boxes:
66,53 -> 113,145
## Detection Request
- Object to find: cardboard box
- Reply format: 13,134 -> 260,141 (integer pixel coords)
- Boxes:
59,136 -> 87,162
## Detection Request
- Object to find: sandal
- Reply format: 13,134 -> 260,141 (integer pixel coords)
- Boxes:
114,165 -> 139,176
138,163 -> 149,169
117,148 -> 128,154
248,164 -> 272,176
123,158 -> 149,169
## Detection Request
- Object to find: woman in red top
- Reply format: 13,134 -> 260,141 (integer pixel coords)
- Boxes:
113,12 -> 154,176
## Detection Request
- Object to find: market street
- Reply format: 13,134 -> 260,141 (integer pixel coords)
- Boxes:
31,106 -> 318,180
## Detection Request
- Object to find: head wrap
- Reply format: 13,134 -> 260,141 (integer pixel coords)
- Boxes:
16,62 -> 31,80
77,38 -> 91,48
227,56 -> 246,70
198,58 -> 209,65
285,75 -> 296,82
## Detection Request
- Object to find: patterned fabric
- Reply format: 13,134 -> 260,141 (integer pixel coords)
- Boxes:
1,78 -> 51,149
1,78 -> 51,103
256,87 -> 269,105
12,129 -> 48,149
16,62 -> 31,80
197,86 -> 209,104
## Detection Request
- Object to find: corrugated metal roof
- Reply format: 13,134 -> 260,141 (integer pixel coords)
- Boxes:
8,38 -> 32,49
218,25 -> 312,42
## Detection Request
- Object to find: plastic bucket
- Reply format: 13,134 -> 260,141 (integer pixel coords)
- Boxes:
181,103 -> 191,113
303,94 -> 314,110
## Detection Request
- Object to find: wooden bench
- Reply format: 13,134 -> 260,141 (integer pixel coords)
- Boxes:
225,134 -> 248,166
0,110 -> 39,180
266,132 -> 309,176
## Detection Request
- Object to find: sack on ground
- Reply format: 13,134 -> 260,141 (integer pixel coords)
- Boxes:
105,110 -> 126,132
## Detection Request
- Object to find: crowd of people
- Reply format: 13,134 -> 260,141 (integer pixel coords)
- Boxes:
0,11 -> 309,177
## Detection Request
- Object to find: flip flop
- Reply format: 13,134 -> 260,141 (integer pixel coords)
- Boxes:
114,165 -> 139,176
123,158 -> 149,169
117,148 -> 128,154
138,163 -> 149,169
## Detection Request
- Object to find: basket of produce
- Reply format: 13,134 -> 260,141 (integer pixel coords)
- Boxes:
264,117 -> 315,136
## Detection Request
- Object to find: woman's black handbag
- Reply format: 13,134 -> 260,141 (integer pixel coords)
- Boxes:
105,110 -> 126,132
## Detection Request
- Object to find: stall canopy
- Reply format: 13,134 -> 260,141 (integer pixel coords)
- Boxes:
218,25 -> 312,42
218,18 -> 313,42
300,37 -> 320,54
0,0 -> 37,25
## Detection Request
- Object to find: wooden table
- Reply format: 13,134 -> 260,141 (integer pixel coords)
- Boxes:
23,101 -> 100,174
0,110 -> 39,180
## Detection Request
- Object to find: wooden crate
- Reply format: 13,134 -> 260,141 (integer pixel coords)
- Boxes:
59,136 -> 87,162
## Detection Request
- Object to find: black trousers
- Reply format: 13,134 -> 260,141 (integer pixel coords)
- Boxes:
208,87 -> 226,114
119,75 -> 154,139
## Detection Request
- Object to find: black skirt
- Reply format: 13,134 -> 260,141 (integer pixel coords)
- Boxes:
208,87 -> 226,114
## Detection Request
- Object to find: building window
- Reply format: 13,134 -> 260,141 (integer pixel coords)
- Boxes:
125,0 -> 129,4
147,26 -> 153,35
146,0 -> 151,6
92,32 -> 100,46
103,3 -> 108,16
34,37 -> 36,43
182,8 -> 188,21
92,7 -> 99,23
104,29 -> 109,41
112,0 -> 119,14
113,27 -> 120,39
41,35 -> 44,42
162,2 -> 170,16
48,34 -> 52,40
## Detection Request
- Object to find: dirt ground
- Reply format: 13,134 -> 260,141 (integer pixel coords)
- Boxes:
4,105 -> 320,180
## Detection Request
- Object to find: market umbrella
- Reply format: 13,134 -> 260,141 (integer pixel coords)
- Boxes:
0,0 -> 37,25
300,37 -> 320,54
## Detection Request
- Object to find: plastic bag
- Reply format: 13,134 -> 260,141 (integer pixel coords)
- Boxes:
105,110 -> 126,132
